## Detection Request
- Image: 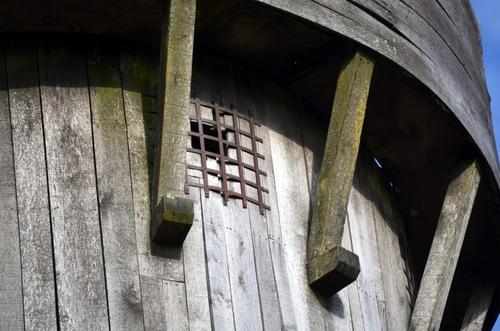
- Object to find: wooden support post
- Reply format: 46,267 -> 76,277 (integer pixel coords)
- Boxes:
151,0 -> 197,245
410,160 -> 481,330
306,51 -> 374,296
460,283 -> 496,331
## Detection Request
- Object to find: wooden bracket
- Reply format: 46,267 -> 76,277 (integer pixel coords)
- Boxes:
410,160 -> 481,330
150,0 -> 197,245
306,50 -> 374,296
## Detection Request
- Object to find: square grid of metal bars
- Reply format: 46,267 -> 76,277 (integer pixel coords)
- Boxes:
184,98 -> 270,215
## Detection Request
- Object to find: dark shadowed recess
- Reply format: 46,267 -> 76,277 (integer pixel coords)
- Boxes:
1,0 -> 498,328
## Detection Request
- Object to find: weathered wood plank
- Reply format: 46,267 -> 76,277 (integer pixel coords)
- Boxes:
410,160 -> 481,331
365,154 -> 412,331
164,280 -> 190,331
231,63 -> 283,331
141,276 -> 168,331
87,46 -> 144,330
307,51 -> 373,295
6,43 -> 57,331
153,0 -> 196,201
460,283 -> 496,331
183,186 -> 211,331
300,104 -> 354,331
214,59 -> 264,331
0,46 -> 24,331
121,50 -> 184,282
200,193 -> 235,331
38,39 -> 108,329
265,78 -> 325,330
347,164 -> 384,331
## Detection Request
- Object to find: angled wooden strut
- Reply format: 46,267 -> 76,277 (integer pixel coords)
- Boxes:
460,283 -> 496,331
410,160 -> 481,331
151,0 -> 197,245
306,51 -> 374,296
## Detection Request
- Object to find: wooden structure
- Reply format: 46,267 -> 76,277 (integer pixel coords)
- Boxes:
0,0 -> 499,330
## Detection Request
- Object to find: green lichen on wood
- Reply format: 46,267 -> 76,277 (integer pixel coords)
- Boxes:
153,0 -> 197,205
306,50 -> 374,295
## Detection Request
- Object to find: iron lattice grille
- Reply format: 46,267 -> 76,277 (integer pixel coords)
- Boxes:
185,98 -> 270,215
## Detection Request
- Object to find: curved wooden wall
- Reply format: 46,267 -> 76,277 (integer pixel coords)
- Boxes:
254,0 -> 500,188
0,40 -> 415,330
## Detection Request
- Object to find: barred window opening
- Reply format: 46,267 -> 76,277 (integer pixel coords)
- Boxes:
185,98 -> 270,215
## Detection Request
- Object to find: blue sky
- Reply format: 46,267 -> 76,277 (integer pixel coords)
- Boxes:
470,1 -> 499,330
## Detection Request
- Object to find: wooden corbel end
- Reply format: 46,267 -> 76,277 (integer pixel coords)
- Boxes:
151,196 -> 194,246
307,246 -> 360,296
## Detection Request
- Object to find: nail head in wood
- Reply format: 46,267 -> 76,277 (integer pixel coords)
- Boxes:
151,195 -> 194,245
307,246 -> 360,296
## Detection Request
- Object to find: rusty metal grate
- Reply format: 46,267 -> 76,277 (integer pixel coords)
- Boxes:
184,98 -> 270,215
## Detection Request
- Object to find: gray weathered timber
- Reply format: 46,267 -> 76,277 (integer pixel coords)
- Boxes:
410,160 -> 481,331
365,155 -> 412,331
254,0 -> 500,187
182,186 -> 211,331
152,0 -> 196,202
200,193 -> 236,331
460,283 -> 496,331
87,47 -> 144,330
233,67 -> 283,331
38,41 -> 109,330
265,79 -> 325,330
6,44 -> 57,331
164,280 -> 190,331
140,276 -> 168,331
346,164 -> 384,331
120,50 -> 184,282
307,51 -> 374,295
0,47 -> 24,331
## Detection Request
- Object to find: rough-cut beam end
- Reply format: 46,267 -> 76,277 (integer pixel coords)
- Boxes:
151,196 -> 194,246
307,246 -> 360,296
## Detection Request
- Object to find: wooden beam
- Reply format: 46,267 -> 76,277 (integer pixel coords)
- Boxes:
151,0 -> 197,245
460,283 -> 496,331
306,51 -> 374,296
410,160 -> 481,330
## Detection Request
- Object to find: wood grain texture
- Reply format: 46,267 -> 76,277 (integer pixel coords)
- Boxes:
411,160 -> 481,331
6,43 -> 58,331
38,40 -> 109,330
183,186 -> 211,331
120,50 -> 184,282
0,47 -> 24,331
164,280 -> 190,331
87,46 -> 144,330
254,0 -> 500,188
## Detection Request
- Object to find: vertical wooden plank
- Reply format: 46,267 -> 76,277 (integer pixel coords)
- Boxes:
264,80 -> 325,330
183,186 -> 211,331
365,155 -> 412,330
229,64 -> 282,331
460,283 -> 495,331
410,160 -> 481,330
347,164 -> 384,331
200,193 -> 235,330
214,60 -> 264,331
141,276 -> 168,331
87,46 -> 144,330
164,280 -> 190,331
121,50 -> 185,328
0,46 -> 24,331
6,43 -> 57,330
38,40 -> 109,330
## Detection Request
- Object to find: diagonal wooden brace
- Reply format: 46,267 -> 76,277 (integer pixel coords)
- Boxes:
306,51 -> 374,296
151,0 -> 197,245
410,160 -> 481,331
